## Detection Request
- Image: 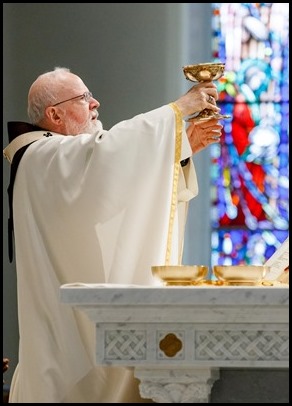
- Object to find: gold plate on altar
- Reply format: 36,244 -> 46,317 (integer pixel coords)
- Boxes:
213,265 -> 270,286
152,265 -> 208,286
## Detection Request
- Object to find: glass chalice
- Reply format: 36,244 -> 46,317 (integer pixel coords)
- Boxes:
183,62 -> 230,120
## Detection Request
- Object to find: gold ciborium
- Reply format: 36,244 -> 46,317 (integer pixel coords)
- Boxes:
183,62 -> 230,120
151,265 -> 209,286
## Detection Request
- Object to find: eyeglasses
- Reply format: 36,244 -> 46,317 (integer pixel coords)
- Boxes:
52,91 -> 93,107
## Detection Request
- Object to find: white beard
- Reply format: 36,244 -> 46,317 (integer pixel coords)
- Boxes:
67,118 -> 104,136
90,119 -> 103,135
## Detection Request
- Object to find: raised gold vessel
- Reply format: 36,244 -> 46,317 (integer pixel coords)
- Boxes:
182,62 -> 230,120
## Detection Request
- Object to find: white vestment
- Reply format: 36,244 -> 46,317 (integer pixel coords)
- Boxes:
8,105 -> 198,403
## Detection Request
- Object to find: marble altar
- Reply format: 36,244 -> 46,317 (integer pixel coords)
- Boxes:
60,284 -> 289,403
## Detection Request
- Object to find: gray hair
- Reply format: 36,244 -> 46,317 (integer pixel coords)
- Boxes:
27,67 -> 71,124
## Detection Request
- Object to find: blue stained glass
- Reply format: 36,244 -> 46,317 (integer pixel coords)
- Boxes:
209,3 -> 289,266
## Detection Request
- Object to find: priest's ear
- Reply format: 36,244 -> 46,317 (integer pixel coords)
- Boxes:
45,106 -> 63,125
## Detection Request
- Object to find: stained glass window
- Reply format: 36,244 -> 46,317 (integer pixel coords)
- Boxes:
211,3 -> 289,266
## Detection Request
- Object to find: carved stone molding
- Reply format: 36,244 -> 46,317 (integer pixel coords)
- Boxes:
101,325 -> 289,365
104,329 -> 147,360
135,368 -> 219,403
60,284 -> 289,403
194,329 -> 289,361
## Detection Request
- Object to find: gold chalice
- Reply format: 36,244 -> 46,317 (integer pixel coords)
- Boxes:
183,62 -> 230,120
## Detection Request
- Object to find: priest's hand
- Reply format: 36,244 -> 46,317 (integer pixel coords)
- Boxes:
186,117 -> 223,154
174,81 -> 220,117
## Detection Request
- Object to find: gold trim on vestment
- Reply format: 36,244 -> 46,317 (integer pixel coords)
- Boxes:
165,103 -> 183,265
3,132 -> 56,163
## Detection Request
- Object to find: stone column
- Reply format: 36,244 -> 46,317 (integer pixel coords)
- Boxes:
135,367 -> 220,403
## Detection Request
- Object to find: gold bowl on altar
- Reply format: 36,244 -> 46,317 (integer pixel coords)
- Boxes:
213,265 -> 270,285
151,265 -> 209,286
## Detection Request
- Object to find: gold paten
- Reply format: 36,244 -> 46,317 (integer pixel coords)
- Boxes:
182,62 -> 231,120
159,333 -> 183,357
152,265 -> 208,286
213,265 -> 270,286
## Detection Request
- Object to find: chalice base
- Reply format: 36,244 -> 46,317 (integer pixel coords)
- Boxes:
188,109 -> 231,121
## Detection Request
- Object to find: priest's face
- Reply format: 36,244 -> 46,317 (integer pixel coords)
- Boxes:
60,94 -> 103,136
52,74 -> 103,136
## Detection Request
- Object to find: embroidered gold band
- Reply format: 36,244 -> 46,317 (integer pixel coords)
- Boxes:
3,132 -> 51,163
165,102 -> 183,265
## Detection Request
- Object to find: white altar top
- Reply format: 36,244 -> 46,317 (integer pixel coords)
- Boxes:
60,284 -> 289,403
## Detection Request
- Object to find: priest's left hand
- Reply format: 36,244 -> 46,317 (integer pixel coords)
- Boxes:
186,117 -> 223,154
